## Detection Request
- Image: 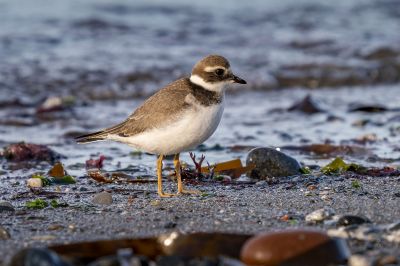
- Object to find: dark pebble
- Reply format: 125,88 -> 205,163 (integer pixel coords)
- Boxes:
2,143 -> 61,162
157,255 -> 218,266
246,147 -> 301,179
349,104 -> 388,113
0,201 -> 15,212
164,222 -> 177,229
287,94 -> 325,114
337,215 -> 371,227
0,226 -> 10,240
10,248 -> 68,266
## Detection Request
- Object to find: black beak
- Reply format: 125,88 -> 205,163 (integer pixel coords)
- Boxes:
232,75 -> 247,84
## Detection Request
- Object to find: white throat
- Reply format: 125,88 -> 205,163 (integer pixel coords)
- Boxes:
190,75 -> 227,92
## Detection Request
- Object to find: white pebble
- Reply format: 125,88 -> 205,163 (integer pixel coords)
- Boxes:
305,207 -> 335,223
348,255 -> 373,266
27,178 -> 43,188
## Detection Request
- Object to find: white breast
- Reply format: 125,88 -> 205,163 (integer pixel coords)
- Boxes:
110,97 -> 225,155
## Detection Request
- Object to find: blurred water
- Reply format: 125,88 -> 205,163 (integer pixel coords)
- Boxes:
1,0 -> 400,100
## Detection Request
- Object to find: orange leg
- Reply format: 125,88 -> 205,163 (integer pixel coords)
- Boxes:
157,154 -> 175,197
174,153 -> 201,195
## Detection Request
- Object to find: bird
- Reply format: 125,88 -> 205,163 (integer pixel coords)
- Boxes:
76,55 -> 246,197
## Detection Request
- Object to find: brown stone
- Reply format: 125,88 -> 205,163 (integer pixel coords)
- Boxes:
240,229 -> 330,266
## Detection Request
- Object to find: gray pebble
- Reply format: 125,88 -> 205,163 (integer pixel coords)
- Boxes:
91,191 -> 113,205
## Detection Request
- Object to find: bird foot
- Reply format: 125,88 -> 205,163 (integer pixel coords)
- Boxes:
158,192 -> 177,198
178,188 -> 202,195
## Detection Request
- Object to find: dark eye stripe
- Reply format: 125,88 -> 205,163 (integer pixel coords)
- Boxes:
215,69 -> 224,76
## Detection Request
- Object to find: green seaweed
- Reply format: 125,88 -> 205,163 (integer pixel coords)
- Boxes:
213,175 -> 224,181
130,150 -> 143,157
321,157 -> 364,175
50,199 -> 68,208
32,174 -> 76,185
53,175 -> 76,184
300,166 -> 311,174
351,180 -> 362,189
62,96 -> 75,106
26,199 -> 48,209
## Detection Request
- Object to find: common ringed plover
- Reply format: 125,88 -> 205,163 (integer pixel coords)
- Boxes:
76,55 -> 246,197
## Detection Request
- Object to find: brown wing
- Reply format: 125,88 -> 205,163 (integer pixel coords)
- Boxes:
76,78 -> 191,143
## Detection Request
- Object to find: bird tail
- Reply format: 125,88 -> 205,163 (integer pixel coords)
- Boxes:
75,120 -> 129,144
75,130 -> 107,144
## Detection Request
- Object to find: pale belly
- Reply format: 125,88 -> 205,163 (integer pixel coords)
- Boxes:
110,103 -> 224,155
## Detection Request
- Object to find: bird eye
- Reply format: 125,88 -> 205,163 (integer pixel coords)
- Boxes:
215,68 -> 224,76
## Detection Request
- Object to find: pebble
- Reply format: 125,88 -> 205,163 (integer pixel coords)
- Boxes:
0,226 -> 10,240
376,255 -> 398,265
305,207 -> 335,223
240,229 -> 349,266
91,191 -> 113,205
328,222 -> 400,243
2,143 -> 60,162
27,178 -> 43,188
246,147 -> 301,179
10,248 -> 66,266
387,221 -> 400,231
385,229 -> 400,243
304,191 -> 312,196
348,255 -> 373,266
351,226 -> 381,242
337,215 -> 371,227
0,201 -> 15,212
287,94 -> 325,114
164,222 -> 177,229
255,180 -> 267,186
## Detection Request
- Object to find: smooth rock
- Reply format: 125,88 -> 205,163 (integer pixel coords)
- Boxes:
337,215 -> 371,227
305,207 -> 335,223
27,178 -> 43,188
91,191 -> 113,205
246,147 -> 301,179
0,226 -> 11,240
0,201 -> 15,212
240,229 -> 349,266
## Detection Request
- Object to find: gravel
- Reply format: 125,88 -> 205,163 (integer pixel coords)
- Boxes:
0,175 -> 399,265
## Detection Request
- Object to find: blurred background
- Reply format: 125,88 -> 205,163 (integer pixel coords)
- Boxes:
0,0 -> 399,175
